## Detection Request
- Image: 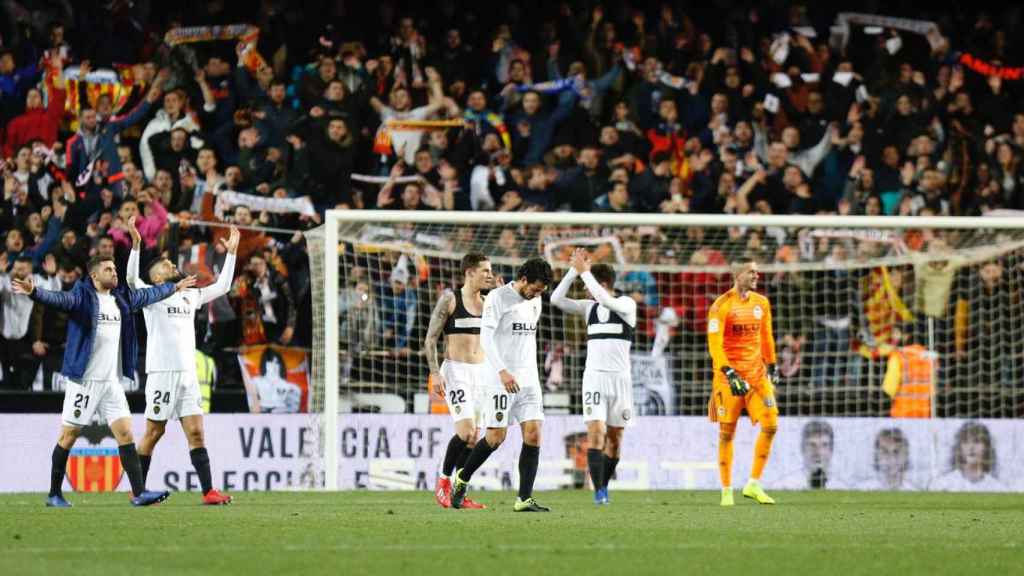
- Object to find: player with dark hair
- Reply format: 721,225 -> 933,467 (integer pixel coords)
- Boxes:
127,217 -> 238,504
707,258 -> 779,506
451,257 -> 553,511
424,252 -> 495,509
551,248 -> 636,505
13,254 -> 195,507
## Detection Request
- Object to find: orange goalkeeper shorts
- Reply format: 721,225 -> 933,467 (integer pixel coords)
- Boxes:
708,374 -> 778,425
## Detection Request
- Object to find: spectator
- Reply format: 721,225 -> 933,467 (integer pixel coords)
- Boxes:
0,254 -> 58,389
231,252 -> 297,346
200,191 -> 273,263
617,239 -> 659,309
65,74 -> 165,185
594,180 -> 632,213
28,260 -> 78,390
140,87 -> 203,181
553,146 -> 603,212
378,257 -> 417,353
2,55 -> 65,157
290,117 -> 355,210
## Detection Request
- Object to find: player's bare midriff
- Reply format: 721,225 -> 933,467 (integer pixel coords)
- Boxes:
445,333 -> 485,364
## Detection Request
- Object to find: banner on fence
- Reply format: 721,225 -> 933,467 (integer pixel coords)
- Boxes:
0,415 -> 1021,492
238,345 -> 310,413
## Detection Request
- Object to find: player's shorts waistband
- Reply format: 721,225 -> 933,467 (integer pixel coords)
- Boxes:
63,377 -> 123,386
442,359 -> 486,367
584,368 -> 632,375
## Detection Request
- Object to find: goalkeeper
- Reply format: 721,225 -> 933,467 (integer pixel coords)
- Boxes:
706,258 -> 779,506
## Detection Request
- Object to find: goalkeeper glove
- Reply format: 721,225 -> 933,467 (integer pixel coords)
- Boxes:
722,367 -> 749,397
767,363 -> 780,386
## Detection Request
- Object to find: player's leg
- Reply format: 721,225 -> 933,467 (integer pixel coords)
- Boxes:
450,368 -> 481,473
48,378 -> 99,506
451,386 -> 508,508
137,419 -> 167,485
453,423 -> 478,472
718,421 -> 738,506
46,425 -> 81,507
103,382 -> 169,506
583,371 -> 609,501
175,373 -> 231,504
600,374 -> 632,501
602,426 -> 624,490
180,414 -> 231,504
512,419 -> 548,512
512,387 -> 548,512
138,372 -> 174,484
586,420 -> 607,500
450,426 -> 505,509
742,382 -> 778,505
711,378 -> 743,506
437,362 -> 477,506
443,418 -> 476,476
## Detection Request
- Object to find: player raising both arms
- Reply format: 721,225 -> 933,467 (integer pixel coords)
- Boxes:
450,257 -> 553,512
424,253 -> 494,509
551,248 -> 636,505
126,217 -> 238,505
707,258 -> 779,506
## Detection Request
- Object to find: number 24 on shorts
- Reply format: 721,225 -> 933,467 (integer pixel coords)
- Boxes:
152,390 -> 171,405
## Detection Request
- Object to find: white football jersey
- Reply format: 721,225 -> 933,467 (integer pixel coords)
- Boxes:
584,298 -> 635,373
551,269 -> 636,374
81,292 -> 123,381
128,249 -> 236,372
480,282 -> 543,387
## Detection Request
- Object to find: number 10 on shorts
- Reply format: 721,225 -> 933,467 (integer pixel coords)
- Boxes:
492,394 -> 508,410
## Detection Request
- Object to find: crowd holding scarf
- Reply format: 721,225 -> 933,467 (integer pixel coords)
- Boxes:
463,109 -> 511,149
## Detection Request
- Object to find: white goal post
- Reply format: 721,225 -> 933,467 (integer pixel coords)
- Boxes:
308,210 -> 1024,490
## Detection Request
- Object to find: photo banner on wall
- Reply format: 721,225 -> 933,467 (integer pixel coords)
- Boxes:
1,415 -> 1021,493
238,345 -> 310,414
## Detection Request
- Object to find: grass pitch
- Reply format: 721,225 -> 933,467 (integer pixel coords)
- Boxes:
1,490 -> 1020,575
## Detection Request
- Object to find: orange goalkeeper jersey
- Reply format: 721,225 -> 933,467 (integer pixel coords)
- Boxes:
707,288 -> 777,384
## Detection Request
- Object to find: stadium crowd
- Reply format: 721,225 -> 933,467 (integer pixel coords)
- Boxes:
1,1 -> 1023,416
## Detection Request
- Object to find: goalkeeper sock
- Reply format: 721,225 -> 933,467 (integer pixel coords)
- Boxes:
190,447 -> 213,495
140,454 -> 152,485
517,444 -> 540,501
751,425 -> 777,480
49,444 -> 70,497
441,434 -> 467,477
119,444 -> 145,497
601,455 -> 619,489
459,437 -> 497,482
719,424 -> 736,488
587,449 -> 604,491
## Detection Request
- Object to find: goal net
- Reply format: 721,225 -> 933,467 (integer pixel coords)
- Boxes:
307,211 -> 1024,489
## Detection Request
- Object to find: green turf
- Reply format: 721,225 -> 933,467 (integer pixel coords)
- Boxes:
2,490 -> 1021,575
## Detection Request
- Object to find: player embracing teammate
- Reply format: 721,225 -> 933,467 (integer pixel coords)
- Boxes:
707,258 -> 780,506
